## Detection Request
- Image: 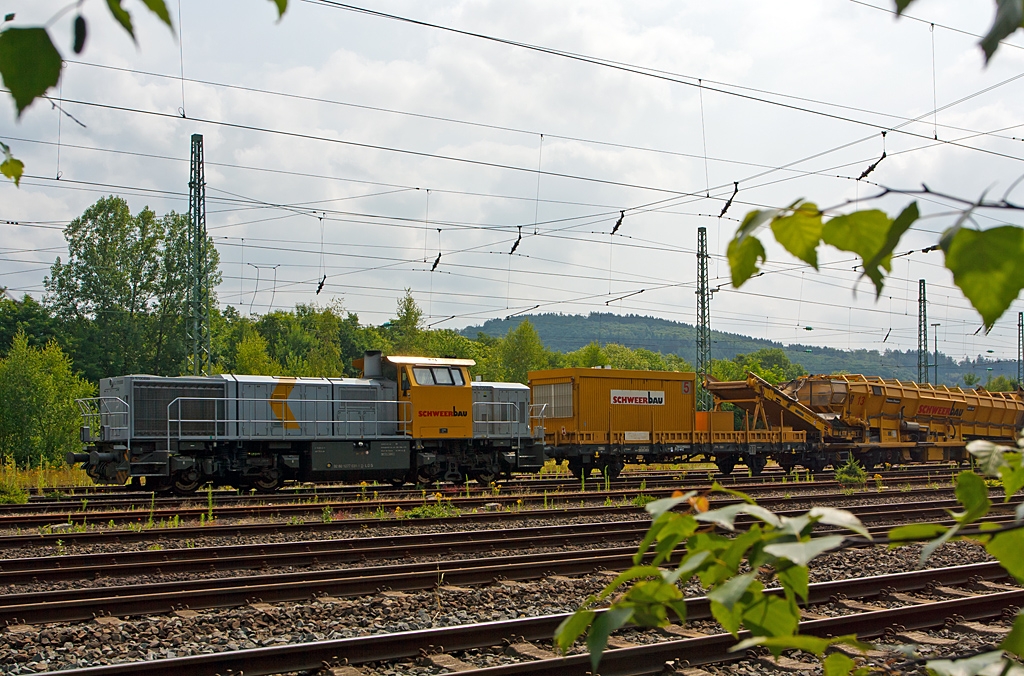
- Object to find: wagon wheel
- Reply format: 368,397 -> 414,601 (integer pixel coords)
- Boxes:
715,456 -> 737,476
387,477 -> 406,488
568,458 -> 591,481
171,469 -> 201,496
745,455 -> 767,476
601,459 -> 624,481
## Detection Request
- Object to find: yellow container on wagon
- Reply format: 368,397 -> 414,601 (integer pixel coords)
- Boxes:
780,374 -> 1024,446
528,367 -> 697,446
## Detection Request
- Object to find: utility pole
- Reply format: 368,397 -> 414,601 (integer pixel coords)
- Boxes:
918,279 -> 928,383
696,226 -> 712,411
931,322 -> 940,385
187,133 -> 212,376
1018,312 -> 1023,387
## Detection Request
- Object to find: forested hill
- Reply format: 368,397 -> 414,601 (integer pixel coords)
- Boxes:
462,313 -> 1016,385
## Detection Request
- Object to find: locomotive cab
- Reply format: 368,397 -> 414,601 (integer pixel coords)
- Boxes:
385,355 -> 475,440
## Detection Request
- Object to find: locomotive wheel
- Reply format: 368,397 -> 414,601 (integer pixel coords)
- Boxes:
474,471 -> 498,487
715,456 -> 737,476
171,470 -> 201,495
252,471 -> 281,493
803,457 -> 826,473
745,455 -> 767,476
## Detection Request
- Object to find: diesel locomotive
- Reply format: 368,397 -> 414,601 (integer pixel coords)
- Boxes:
70,351 -> 543,493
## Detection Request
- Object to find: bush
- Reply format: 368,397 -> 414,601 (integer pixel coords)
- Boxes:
834,458 -> 867,488
0,331 -> 94,466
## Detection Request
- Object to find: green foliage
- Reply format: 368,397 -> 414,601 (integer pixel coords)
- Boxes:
710,347 -> 805,385
555,484 -> 872,670
0,27 -> 62,116
943,225 -> 1024,331
771,201 -> 822,269
0,332 -> 94,465
834,458 -> 867,488
405,501 -> 461,519
44,197 -> 220,381
0,463 -> 28,504
233,330 -> 283,375
0,141 -> 23,186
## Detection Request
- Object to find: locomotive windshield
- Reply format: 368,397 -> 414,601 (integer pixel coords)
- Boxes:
412,366 -> 465,386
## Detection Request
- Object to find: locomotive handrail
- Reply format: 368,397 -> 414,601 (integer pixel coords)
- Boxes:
75,396 -> 131,446
471,401 -> 525,443
165,397 -> 413,444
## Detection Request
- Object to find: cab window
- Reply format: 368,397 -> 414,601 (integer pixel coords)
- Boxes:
411,366 -> 464,386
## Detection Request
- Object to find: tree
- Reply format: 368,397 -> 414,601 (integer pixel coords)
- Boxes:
985,374 -> 1017,392
0,331 -> 94,466
0,1 -> 289,186
711,348 -> 807,385
500,320 -> 549,383
0,293 -> 59,354
388,290 -> 424,354
43,197 -> 219,380
233,330 -> 282,376
963,372 -> 981,388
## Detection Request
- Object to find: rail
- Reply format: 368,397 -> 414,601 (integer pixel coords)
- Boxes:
166,397 -> 413,443
75,396 -> 130,445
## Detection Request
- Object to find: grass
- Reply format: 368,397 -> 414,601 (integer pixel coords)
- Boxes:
0,459 -> 91,499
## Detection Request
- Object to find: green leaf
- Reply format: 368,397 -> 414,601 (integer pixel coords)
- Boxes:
727,234 -> 767,288
742,594 -> 799,642
763,535 -> 846,566
644,491 -> 696,518
822,208 -> 893,294
1001,611 -> 1024,657
771,202 -> 823,269
808,507 -> 872,539
633,511 -> 672,565
139,0 -> 173,28
987,528 -> 1024,583
980,0 -> 1024,63
268,0 -> 289,18
1000,465 -> 1024,501
663,549 -> 711,584
887,522 -> 949,543
968,439 -> 1011,477
894,0 -> 916,15
860,203 -> 919,296
731,634 -> 833,656
823,651 -> 856,676
711,481 -> 756,504
694,503 -> 780,531
707,572 -> 757,610
105,0 -> 135,41
598,566 -> 663,600
553,609 -> 595,653
954,470 -> 991,524
736,208 -> 779,240
0,27 -> 63,116
776,563 -> 809,603
586,606 -> 632,671
943,225 -> 1024,331
0,141 -> 24,187
920,524 -> 958,565
926,651 -> 1008,676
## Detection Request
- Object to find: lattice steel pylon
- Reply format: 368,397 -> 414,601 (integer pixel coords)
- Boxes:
1018,312 -> 1023,386
917,279 -> 928,384
186,133 -> 212,376
696,226 -> 712,411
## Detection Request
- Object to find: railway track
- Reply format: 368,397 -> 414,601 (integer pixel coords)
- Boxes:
3,498 -> 1020,624
0,489 -> 1009,552
30,562 -> 1022,676
0,477 -> 964,529
19,466 -> 958,506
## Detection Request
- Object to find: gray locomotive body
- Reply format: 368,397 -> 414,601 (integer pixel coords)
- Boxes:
70,353 -> 543,493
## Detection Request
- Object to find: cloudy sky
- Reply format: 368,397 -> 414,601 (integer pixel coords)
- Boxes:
4,0 -> 1024,362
